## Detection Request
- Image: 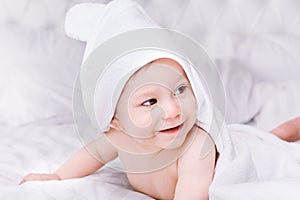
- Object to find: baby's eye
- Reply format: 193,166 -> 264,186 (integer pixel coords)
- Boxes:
141,98 -> 157,106
174,85 -> 187,95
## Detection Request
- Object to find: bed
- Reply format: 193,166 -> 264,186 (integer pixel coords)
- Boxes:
1,0 -> 300,199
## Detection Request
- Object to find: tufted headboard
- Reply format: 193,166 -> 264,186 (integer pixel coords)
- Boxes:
139,0 -> 300,81
1,0 -> 299,80
0,0 -> 299,126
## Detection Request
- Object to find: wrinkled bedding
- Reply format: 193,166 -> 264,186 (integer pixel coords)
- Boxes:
0,122 -> 152,200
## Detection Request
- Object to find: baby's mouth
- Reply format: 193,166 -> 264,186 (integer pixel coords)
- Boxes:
159,124 -> 182,134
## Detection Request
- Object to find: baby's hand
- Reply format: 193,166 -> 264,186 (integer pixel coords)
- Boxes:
19,173 -> 61,185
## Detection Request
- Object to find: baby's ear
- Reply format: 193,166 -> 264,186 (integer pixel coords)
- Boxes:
110,117 -> 122,131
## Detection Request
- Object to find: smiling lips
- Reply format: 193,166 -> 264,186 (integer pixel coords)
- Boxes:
159,124 -> 182,134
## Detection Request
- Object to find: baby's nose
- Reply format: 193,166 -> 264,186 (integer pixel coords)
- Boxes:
162,97 -> 181,119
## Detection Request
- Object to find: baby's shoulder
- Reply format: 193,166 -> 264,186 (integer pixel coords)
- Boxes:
189,125 -> 211,144
104,128 -> 137,152
180,126 -> 215,161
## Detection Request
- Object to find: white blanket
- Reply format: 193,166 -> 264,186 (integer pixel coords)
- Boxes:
210,124 -> 300,200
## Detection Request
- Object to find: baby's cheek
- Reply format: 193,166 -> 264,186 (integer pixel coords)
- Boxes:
181,95 -> 198,116
129,111 -> 152,128
128,105 -> 165,130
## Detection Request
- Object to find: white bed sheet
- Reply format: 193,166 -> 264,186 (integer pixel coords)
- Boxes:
0,122 -> 153,200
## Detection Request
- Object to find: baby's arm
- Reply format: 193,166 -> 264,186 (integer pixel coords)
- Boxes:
271,116 -> 300,142
20,134 -> 118,184
174,127 -> 216,200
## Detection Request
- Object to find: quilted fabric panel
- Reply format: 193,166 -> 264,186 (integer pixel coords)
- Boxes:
139,0 -> 300,81
0,0 -> 108,33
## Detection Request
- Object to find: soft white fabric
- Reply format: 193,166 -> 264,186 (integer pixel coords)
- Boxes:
210,124 -> 300,200
66,0 -> 159,62
0,0 -> 108,126
65,3 -> 106,42
214,59 -> 273,124
0,25 -> 84,125
251,81 -> 300,131
138,0 -> 300,82
0,122 -> 152,200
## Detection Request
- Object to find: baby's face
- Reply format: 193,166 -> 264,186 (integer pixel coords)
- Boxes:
113,58 -> 197,150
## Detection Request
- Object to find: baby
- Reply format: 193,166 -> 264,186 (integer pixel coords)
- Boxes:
20,0 -> 300,199
20,58 -> 217,200
19,56 -> 300,199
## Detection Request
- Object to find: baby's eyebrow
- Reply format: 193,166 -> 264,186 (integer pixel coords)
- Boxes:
133,90 -> 155,100
174,74 -> 190,85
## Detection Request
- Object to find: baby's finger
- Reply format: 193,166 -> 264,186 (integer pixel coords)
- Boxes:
19,173 -> 36,185
19,174 -> 33,185
19,173 -> 50,185
19,178 -> 25,185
